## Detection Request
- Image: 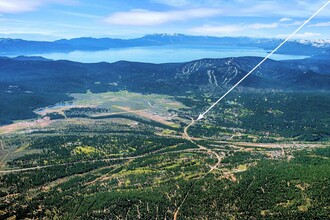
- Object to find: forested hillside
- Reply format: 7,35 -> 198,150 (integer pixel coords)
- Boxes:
1,56 -> 330,125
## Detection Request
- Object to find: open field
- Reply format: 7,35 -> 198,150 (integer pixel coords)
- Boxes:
0,91 -> 186,135
71,91 -> 186,112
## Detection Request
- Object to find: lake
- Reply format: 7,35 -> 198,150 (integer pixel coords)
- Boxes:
28,45 -> 308,64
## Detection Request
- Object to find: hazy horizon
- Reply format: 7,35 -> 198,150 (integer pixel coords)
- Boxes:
0,0 -> 330,41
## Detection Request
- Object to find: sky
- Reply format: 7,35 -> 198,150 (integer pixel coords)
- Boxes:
0,0 -> 329,40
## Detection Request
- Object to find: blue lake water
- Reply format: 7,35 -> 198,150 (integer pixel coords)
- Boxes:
29,45 -> 308,64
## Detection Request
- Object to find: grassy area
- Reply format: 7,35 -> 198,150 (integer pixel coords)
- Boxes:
71,91 -> 186,111
73,146 -> 100,155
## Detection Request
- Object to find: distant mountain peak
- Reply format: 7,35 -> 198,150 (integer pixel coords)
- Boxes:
0,34 -> 329,58
12,56 -> 53,61
295,39 -> 330,48
145,33 -> 182,37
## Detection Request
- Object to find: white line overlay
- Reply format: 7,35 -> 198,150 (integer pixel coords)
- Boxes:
197,0 -> 330,121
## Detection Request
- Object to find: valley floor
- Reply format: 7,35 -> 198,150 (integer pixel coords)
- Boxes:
0,91 -> 329,219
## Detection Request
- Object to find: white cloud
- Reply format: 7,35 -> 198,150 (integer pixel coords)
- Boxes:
279,17 -> 292,22
248,23 -> 278,29
190,25 -> 242,35
190,22 -> 279,35
296,32 -> 321,37
152,0 -> 330,19
277,32 -> 322,39
0,0 -> 78,14
152,0 -> 190,7
0,0 -> 41,13
58,10 -> 102,19
281,20 -> 305,27
224,0 -> 329,18
309,21 -> 330,27
105,8 -> 221,26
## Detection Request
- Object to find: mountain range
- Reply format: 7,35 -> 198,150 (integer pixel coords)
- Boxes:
1,55 -> 330,124
1,34 -> 330,57
1,55 -> 330,93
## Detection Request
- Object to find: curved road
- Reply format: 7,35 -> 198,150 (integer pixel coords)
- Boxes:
174,117 -> 223,220
183,117 -> 222,171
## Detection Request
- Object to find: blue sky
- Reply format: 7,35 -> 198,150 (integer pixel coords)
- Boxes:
0,0 -> 329,40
